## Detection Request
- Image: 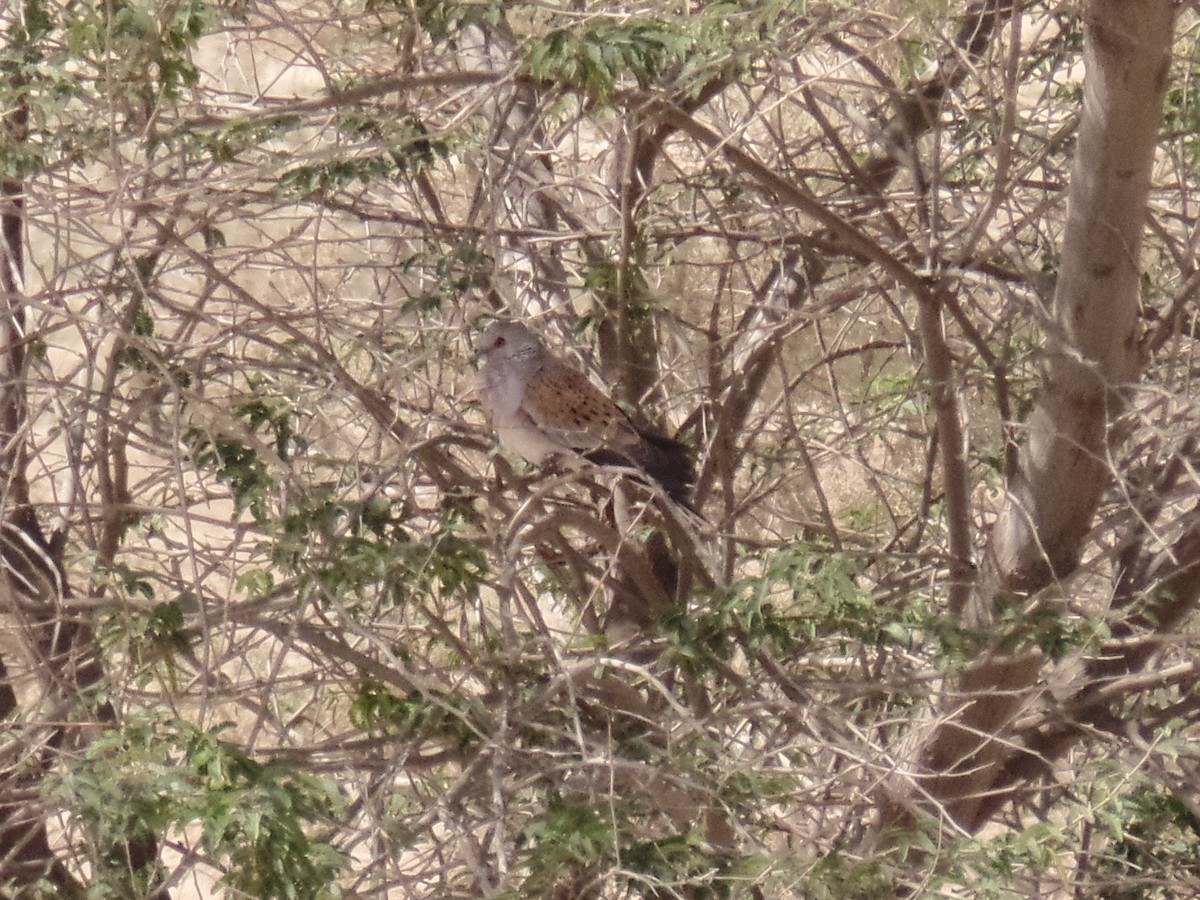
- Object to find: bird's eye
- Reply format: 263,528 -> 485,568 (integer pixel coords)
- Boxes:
494,336 -> 506,348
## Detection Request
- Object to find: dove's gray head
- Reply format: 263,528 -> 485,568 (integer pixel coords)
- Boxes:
475,322 -> 544,372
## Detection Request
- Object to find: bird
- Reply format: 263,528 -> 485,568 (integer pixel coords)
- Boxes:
474,321 -> 695,506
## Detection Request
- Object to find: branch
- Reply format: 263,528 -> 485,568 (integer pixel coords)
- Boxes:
921,287 -> 975,615
181,70 -> 507,130
644,99 -> 931,299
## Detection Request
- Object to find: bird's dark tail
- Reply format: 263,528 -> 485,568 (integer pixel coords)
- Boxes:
586,429 -> 695,507
635,429 -> 696,507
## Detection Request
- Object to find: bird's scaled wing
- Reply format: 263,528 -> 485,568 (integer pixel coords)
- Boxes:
520,358 -> 640,454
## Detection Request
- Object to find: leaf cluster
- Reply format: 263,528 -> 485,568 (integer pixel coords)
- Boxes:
52,717 -> 348,900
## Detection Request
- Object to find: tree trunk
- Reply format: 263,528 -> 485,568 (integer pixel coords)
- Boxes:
878,0 -> 1175,836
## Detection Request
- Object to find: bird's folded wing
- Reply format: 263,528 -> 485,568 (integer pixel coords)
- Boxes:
521,359 -> 640,453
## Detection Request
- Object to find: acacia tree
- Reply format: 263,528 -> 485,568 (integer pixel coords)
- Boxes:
2,0 -> 1199,896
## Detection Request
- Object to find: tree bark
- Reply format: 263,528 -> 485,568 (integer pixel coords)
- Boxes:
987,3 -> 1171,597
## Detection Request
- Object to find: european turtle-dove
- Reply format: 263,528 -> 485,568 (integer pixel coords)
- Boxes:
475,322 -> 694,505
